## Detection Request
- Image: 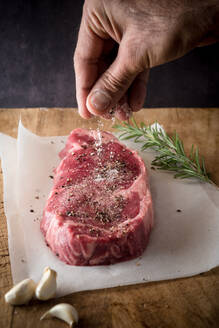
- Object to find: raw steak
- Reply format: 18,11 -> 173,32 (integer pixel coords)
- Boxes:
41,128 -> 154,265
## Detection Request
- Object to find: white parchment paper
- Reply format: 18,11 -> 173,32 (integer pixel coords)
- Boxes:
0,122 -> 219,297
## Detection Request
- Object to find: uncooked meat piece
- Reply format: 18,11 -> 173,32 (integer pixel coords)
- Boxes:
41,129 -> 154,265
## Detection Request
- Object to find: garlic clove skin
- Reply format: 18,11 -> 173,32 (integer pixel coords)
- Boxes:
40,303 -> 79,327
5,278 -> 36,305
35,266 -> 57,301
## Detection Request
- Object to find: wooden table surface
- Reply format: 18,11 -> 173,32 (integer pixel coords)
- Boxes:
0,108 -> 219,328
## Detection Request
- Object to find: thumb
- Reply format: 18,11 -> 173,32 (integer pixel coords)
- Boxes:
86,43 -> 140,116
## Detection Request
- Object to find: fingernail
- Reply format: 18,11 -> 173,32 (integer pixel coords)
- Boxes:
89,90 -> 111,112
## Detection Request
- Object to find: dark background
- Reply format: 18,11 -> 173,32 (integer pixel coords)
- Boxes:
0,0 -> 219,108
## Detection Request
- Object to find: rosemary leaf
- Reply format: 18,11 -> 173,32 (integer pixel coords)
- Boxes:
113,118 -> 213,184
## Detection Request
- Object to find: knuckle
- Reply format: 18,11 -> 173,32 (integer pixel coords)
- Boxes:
73,50 -> 98,68
101,70 -> 131,93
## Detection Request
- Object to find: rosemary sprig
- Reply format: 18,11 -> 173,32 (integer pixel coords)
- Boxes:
113,118 -> 212,184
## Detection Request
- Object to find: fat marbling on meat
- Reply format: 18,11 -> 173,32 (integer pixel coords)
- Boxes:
40,128 -> 154,265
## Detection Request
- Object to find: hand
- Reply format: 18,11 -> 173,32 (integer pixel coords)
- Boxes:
74,0 -> 219,120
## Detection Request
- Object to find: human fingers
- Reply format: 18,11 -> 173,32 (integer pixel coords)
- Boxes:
128,69 -> 149,112
74,8 -> 105,119
113,95 -> 132,121
86,39 -> 141,117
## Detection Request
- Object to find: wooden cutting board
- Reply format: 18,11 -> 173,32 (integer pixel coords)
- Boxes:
0,108 -> 219,328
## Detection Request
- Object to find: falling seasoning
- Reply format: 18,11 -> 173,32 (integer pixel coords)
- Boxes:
30,209 -> 34,213
176,209 -> 182,213
49,175 -> 54,179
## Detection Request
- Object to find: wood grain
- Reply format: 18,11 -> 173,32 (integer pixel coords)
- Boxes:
0,108 -> 219,328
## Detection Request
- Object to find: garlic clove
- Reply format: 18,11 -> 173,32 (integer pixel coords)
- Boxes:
35,266 -> 57,301
40,303 -> 79,327
5,278 -> 36,305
